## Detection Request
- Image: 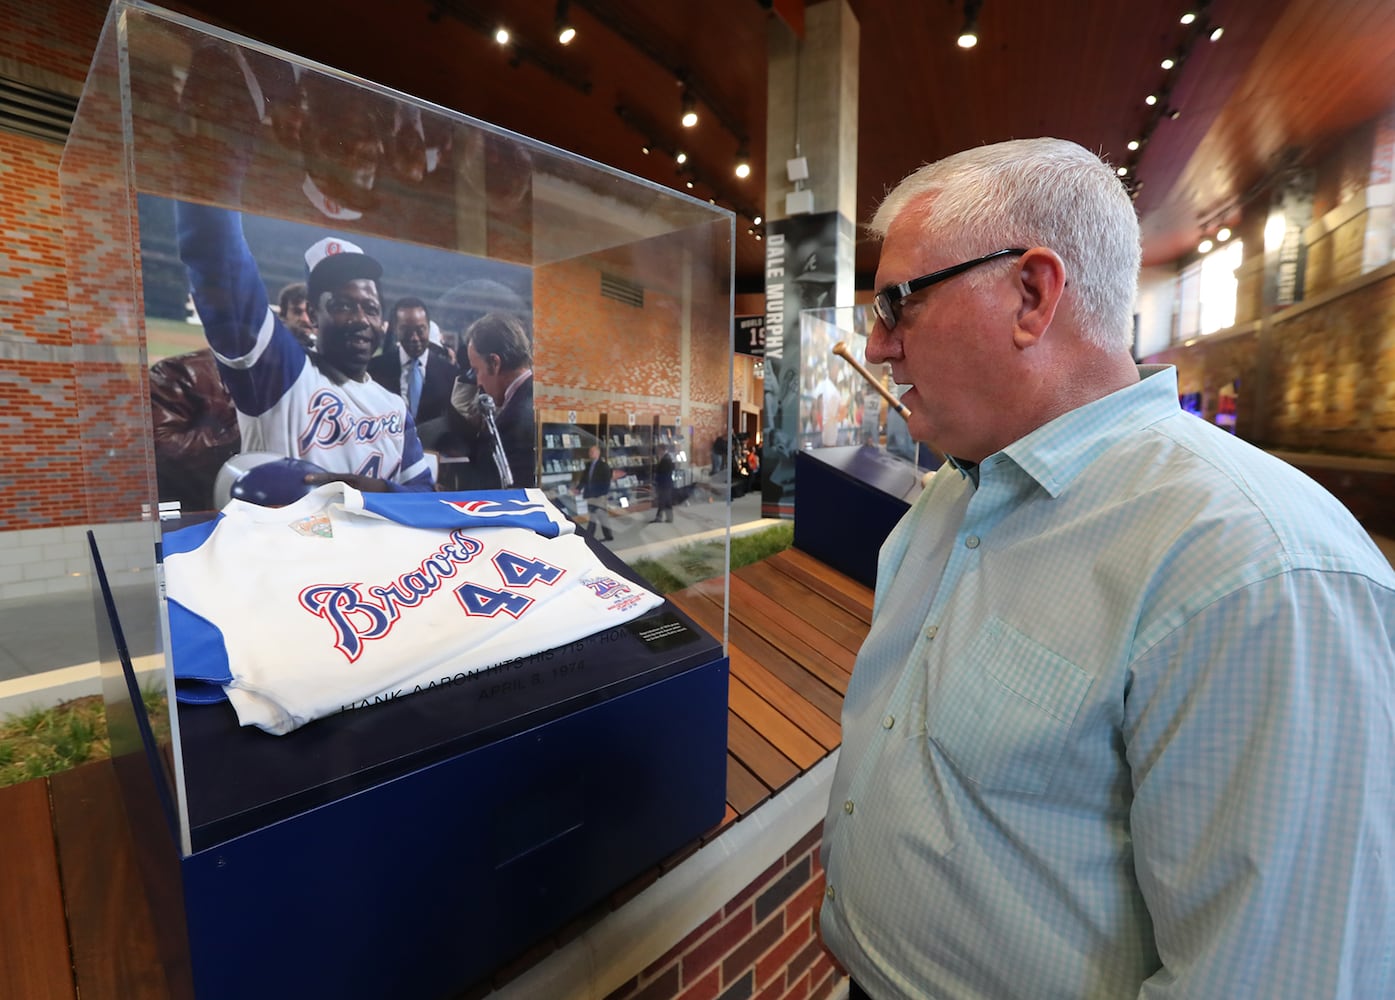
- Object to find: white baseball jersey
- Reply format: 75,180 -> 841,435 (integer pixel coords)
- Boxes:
164,485 -> 662,734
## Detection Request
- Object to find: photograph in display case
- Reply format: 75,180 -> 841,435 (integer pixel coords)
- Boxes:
141,195 -> 537,511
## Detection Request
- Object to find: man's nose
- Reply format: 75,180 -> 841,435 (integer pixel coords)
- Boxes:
864,320 -> 899,365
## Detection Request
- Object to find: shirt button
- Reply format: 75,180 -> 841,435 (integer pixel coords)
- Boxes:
826,884 -> 835,900
844,799 -> 854,815
925,625 -> 938,639
965,535 -> 980,549
883,714 -> 895,729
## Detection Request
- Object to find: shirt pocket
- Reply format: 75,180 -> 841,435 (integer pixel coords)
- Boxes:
926,617 -> 1091,795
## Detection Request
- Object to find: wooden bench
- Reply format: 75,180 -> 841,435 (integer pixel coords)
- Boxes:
0,547 -> 871,999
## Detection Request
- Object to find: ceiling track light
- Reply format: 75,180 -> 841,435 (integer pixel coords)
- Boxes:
430,5 -> 590,94
957,0 -> 983,48
612,104 -> 762,224
555,0 -> 576,44
734,141 -> 751,179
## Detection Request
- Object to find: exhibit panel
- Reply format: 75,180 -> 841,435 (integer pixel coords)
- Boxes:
800,304 -> 940,476
61,3 -> 733,997
793,306 -> 939,586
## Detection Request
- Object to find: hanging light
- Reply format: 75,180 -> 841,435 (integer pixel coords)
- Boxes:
555,0 -> 576,44
957,0 -> 982,49
734,142 -> 751,179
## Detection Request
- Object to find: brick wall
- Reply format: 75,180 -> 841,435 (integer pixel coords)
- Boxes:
1261,267 -> 1395,454
602,825 -> 841,1000
0,0 -> 108,533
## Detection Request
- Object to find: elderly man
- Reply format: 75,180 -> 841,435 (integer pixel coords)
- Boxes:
445,311 -> 535,492
820,138 -> 1395,999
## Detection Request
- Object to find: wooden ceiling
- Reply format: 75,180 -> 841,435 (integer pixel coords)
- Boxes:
172,0 -> 1395,289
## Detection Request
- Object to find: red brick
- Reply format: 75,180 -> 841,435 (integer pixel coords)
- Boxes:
782,872 -> 827,927
681,907 -> 754,984
676,966 -> 721,1000
785,937 -> 824,984
720,911 -> 784,984
754,914 -> 812,988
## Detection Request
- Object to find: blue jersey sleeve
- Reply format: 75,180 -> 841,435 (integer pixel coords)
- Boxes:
391,407 -> 435,490
176,200 -> 306,417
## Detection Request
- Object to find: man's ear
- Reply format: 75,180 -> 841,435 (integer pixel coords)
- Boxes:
488,354 -> 503,375
1012,248 -> 1066,349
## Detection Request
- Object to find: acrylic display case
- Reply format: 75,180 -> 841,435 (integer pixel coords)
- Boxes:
794,306 -> 937,586
63,3 -> 733,997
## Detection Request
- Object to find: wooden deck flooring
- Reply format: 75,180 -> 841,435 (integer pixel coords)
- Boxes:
0,547 -> 871,999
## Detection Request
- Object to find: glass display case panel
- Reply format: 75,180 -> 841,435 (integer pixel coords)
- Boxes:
801,304 -> 941,482
63,0 -> 732,856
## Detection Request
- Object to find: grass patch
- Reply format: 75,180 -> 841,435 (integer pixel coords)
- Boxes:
631,520 -> 793,594
0,687 -> 169,789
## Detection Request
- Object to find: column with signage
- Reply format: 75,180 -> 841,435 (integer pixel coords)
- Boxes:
762,1 -> 859,517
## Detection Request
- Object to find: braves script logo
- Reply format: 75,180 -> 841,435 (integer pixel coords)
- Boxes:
439,497 -> 547,518
298,530 -> 484,662
297,389 -> 404,453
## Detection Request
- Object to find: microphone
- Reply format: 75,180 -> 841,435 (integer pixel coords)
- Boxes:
478,394 -> 513,488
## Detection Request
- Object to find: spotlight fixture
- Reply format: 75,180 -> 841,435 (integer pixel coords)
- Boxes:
675,150 -> 687,165
1217,226 -> 1232,242
1180,11 -> 1197,24
555,0 -> 576,44
1198,238 -> 1214,253
640,143 -> 650,155
1209,26 -> 1224,41
957,0 -> 983,49
1161,57 -> 1175,70
753,214 -> 762,225
1127,139 -> 1141,151
494,27 -> 510,45
1145,94 -> 1158,106
734,142 -> 751,179
1117,166 -> 1129,177
680,89 -> 698,128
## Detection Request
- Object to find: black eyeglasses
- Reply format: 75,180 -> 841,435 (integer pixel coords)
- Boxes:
872,248 -> 1028,331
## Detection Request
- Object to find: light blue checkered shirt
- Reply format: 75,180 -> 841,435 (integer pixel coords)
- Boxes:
820,366 -> 1395,999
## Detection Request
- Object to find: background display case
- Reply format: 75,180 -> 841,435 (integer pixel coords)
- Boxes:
794,306 -> 938,586
63,3 -> 734,997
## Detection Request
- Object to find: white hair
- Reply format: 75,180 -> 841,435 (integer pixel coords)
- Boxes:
869,138 -> 1141,352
